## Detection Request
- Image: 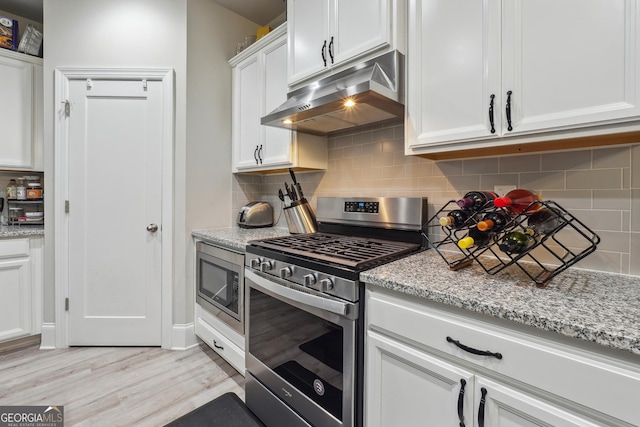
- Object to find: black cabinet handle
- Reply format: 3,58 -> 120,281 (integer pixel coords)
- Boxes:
328,36 -> 334,64
457,378 -> 467,427
253,145 -> 259,164
489,94 -> 496,134
321,40 -> 327,66
446,336 -> 503,359
258,144 -> 263,164
478,387 -> 487,427
213,340 -> 224,350
506,90 -> 513,131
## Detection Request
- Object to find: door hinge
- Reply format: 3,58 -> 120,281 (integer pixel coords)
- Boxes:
65,200 -> 70,213
65,298 -> 69,311
62,100 -> 71,117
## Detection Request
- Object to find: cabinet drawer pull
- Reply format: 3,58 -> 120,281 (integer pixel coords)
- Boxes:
328,36 -> 334,64
213,340 -> 224,350
506,90 -> 513,131
457,378 -> 467,427
254,145 -> 259,165
446,336 -> 503,359
321,40 -> 327,67
258,144 -> 263,164
489,94 -> 496,134
478,387 -> 487,427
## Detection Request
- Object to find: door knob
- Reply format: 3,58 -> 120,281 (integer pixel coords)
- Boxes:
147,223 -> 159,232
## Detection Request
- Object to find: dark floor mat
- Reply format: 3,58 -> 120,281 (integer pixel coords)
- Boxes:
299,329 -> 343,372
164,392 -> 265,427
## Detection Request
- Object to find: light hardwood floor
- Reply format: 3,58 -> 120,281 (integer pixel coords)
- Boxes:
0,342 -> 244,426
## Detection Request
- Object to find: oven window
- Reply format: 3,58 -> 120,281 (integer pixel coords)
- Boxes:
249,288 -> 344,421
199,258 -> 238,316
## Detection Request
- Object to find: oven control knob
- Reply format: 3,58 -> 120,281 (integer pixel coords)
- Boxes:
279,267 -> 292,279
319,278 -> 334,292
260,261 -> 274,272
250,258 -> 261,269
303,274 -> 317,287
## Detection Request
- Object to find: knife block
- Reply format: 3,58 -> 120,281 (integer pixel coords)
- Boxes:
284,199 -> 317,234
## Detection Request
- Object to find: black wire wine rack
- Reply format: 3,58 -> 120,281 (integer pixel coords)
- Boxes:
422,199 -> 601,287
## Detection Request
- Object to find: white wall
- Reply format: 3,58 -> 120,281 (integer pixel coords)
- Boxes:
42,0 -> 187,330
43,0 -> 259,341
183,0 -> 257,323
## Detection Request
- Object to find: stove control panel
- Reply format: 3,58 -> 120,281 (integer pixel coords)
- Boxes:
344,201 -> 379,213
245,253 -> 357,302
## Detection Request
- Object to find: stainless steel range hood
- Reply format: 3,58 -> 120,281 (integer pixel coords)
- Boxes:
261,50 -> 404,136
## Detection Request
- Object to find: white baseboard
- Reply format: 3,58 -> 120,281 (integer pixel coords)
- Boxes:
171,323 -> 197,350
40,323 -> 57,349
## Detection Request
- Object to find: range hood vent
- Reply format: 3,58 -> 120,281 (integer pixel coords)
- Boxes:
261,50 -> 404,136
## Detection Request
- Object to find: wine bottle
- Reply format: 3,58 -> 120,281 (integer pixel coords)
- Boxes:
527,208 -> 562,235
439,209 -> 471,229
493,189 -> 541,215
498,229 -> 536,254
457,227 -> 492,250
456,191 -> 498,212
477,211 -> 512,232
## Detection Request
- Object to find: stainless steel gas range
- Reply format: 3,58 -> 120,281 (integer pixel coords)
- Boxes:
244,197 -> 428,427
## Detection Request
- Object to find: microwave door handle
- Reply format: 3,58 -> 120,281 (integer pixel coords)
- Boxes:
245,269 -> 354,318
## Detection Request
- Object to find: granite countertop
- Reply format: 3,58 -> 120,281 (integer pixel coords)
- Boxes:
192,226 -> 290,252
0,225 -> 45,238
361,249 -> 640,355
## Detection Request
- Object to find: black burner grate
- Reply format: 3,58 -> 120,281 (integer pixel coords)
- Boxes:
250,233 -> 419,269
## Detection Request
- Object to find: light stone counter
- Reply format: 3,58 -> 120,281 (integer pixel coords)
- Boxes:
0,225 -> 45,238
361,249 -> 640,355
192,226 -> 290,252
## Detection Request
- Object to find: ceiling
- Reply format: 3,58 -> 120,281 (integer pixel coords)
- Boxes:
0,0 -> 285,26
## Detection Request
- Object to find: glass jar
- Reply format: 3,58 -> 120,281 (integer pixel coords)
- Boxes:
16,178 -> 27,200
26,182 -> 43,199
8,206 -> 24,223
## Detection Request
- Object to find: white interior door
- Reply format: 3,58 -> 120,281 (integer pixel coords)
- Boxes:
67,77 -> 163,346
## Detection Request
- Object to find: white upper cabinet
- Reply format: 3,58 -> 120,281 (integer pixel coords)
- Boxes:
231,25 -> 327,173
0,50 -> 43,171
406,0 -> 640,157
287,0 -> 400,88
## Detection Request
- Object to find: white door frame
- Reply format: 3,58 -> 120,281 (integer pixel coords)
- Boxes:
54,68 -> 174,348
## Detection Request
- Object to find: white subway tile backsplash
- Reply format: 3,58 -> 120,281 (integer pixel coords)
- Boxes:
498,154 -> 541,173
541,150 -> 591,171
231,125 -> 640,277
566,169 -> 623,189
592,146 -> 631,169
519,171 -> 566,190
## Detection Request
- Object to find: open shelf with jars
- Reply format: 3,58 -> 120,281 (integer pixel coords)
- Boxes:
4,175 -> 44,226
422,191 -> 600,287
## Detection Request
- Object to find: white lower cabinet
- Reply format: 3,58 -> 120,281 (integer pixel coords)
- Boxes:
0,237 -> 43,343
195,303 -> 245,375
365,287 -> 640,427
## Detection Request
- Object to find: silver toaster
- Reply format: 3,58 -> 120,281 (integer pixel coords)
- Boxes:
237,202 -> 274,228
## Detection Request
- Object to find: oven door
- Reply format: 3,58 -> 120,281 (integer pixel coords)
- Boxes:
196,242 -> 244,334
245,269 -> 360,427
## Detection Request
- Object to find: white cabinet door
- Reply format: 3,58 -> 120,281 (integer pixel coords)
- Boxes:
366,331 -> 474,427
288,0 -> 393,86
332,0 -> 390,69
407,0 -> 640,155
288,0 -> 330,85
232,54 -> 262,170
0,239 -> 31,342
475,377 -> 601,427
262,37 -> 293,168
502,0 -> 640,135
406,0 -> 501,149
0,54 -> 34,169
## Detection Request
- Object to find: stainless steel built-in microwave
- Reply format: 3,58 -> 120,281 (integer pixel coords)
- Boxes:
196,241 -> 244,335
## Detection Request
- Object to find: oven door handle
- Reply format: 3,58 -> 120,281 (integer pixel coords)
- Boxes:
246,269 -> 355,318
